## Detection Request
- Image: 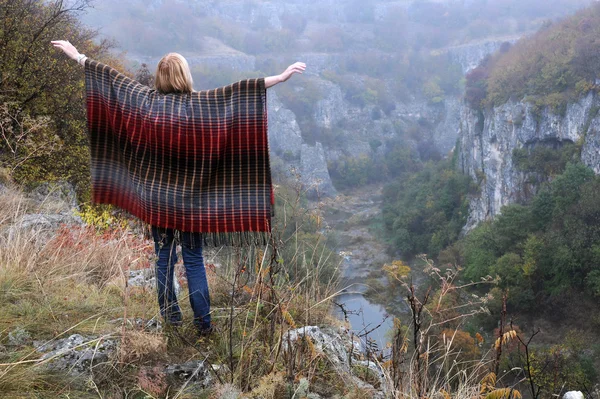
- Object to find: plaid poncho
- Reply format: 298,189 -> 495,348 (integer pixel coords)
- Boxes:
84,59 -> 272,246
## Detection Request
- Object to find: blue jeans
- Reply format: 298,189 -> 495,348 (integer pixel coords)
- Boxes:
151,226 -> 211,330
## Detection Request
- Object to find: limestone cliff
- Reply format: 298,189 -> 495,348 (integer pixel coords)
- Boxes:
120,1 -> 525,198
443,37 -> 520,74
458,92 -> 600,230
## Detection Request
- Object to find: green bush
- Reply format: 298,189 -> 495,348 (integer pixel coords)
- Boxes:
382,158 -> 473,258
459,161 -> 600,308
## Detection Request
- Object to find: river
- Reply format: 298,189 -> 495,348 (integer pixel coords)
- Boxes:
319,184 -> 398,353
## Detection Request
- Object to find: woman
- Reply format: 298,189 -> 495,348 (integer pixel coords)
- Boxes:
52,40 -> 305,337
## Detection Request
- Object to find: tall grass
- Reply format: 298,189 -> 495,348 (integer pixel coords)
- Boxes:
0,184 -> 349,397
0,184 -> 529,398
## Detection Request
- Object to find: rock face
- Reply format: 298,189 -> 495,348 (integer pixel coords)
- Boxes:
267,91 -> 304,158
314,80 -> 347,129
109,1 -> 518,196
433,96 -> 463,155
445,37 -> 520,74
301,143 -> 337,197
5,181 -> 82,240
267,91 -> 336,196
458,92 -> 600,230
165,360 -> 215,388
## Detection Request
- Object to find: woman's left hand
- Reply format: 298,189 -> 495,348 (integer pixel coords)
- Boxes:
279,62 -> 306,83
265,62 -> 306,88
51,40 -> 81,60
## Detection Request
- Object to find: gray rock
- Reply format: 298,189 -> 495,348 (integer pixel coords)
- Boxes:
6,182 -> 82,240
35,334 -> 116,374
268,91 -> 303,159
110,317 -> 163,332
433,96 -> 463,156
128,268 -> 156,289
282,326 -> 388,396
283,326 -> 355,371
354,360 -> 386,389
27,181 -> 79,213
458,91 -> 600,230
16,213 -> 80,231
445,37 -> 520,74
129,36 -> 256,75
300,143 -> 337,198
314,80 -> 347,129
6,212 -> 82,244
563,392 -> 584,399
128,267 -> 181,295
185,53 -> 256,73
165,360 -> 213,388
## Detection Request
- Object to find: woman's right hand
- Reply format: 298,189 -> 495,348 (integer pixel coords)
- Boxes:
51,40 -> 81,61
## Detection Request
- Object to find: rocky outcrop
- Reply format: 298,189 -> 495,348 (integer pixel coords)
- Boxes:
185,53 -> 256,72
283,325 -> 386,398
165,360 -> 216,388
433,96 -> 463,155
267,91 -> 303,158
130,47 -> 256,73
199,0 -> 347,25
301,143 -> 337,197
563,392 -> 584,399
445,37 -> 520,74
267,91 -> 337,196
313,80 -> 348,129
458,92 -> 600,230
5,181 -> 82,241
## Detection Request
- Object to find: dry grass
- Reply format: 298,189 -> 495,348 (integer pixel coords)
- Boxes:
0,188 -> 159,396
0,186 -> 523,398
0,186 -> 351,397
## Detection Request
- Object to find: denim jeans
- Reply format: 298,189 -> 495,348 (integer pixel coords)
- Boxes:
151,226 -> 211,330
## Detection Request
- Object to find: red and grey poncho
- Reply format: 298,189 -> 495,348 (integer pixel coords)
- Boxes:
84,59 -> 273,246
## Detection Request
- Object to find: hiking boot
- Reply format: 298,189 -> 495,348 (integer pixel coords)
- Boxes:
196,325 -> 215,337
163,316 -> 183,327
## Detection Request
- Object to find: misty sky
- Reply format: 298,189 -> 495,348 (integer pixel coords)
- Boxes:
79,0 -> 594,59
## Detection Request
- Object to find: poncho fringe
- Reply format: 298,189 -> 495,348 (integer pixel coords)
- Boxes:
85,59 -> 273,246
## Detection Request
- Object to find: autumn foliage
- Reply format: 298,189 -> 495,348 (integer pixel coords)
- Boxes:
466,3 -> 600,110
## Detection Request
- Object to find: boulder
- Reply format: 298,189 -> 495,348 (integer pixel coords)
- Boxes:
35,334 -> 116,374
165,360 -> 214,388
300,143 -> 337,198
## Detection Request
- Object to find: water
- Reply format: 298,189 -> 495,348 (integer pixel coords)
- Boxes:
335,292 -> 394,354
321,184 -> 397,355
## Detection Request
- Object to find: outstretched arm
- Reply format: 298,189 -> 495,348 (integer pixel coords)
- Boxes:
51,40 -> 87,65
264,62 -> 306,89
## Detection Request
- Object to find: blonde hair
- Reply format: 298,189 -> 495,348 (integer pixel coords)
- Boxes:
155,53 -> 194,94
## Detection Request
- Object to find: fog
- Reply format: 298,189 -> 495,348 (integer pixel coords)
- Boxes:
81,0 -> 593,57
77,0 -> 593,93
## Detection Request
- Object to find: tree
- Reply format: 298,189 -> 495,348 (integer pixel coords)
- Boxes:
0,0 -> 121,196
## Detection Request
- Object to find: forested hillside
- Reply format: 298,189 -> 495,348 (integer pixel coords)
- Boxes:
381,7 -> 600,392
466,3 -> 600,111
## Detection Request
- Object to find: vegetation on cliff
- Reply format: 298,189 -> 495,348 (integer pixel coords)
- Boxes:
466,3 -> 600,110
379,5 -> 600,392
